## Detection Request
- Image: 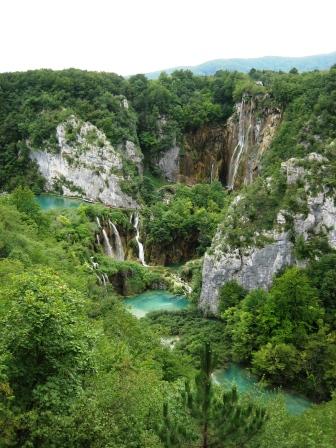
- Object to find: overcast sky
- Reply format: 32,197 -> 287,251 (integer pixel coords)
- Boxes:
1,0 -> 335,75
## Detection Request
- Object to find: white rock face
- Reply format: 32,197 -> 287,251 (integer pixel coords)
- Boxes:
157,146 -> 180,182
226,95 -> 281,188
200,153 -> 336,313
123,140 -> 144,175
30,116 -> 140,208
199,232 -> 294,314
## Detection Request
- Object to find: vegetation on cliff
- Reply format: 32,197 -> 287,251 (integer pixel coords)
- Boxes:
1,64 -> 336,447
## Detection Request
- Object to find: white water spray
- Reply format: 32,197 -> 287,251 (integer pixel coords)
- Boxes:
210,162 -> 215,183
109,220 -> 125,261
227,98 -> 253,189
133,213 -> 147,266
102,228 -> 114,257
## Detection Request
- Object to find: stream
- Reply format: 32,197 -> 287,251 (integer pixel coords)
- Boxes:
124,290 -> 312,415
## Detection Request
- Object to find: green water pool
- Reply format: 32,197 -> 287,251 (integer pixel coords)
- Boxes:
36,194 -> 83,210
124,290 -> 189,318
212,364 -> 312,416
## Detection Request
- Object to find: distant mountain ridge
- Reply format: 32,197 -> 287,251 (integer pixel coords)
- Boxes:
146,51 -> 336,79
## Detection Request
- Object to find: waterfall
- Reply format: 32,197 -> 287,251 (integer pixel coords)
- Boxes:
102,273 -> 109,285
90,257 -> 99,269
227,98 -> 253,189
210,162 -> 215,183
133,213 -> 147,266
96,234 -> 101,245
109,220 -> 125,261
102,228 -> 114,257
96,216 -> 101,228
96,273 -> 103,285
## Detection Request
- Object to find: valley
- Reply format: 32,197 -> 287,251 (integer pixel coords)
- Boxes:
0,65 -> 336,447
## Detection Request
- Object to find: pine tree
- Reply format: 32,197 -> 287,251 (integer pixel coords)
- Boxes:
156,401 -> 190,448
184,343 -> 267,448
212,386 -> 267,447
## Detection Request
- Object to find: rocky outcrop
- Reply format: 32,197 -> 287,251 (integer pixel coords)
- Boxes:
120,140 -> 144,175
30,116 -> 141,208
153,95 -> 280,187
200,232 -> 294,313
225,96 -> 281,188
165,95 -> 281,187
199,153 -> 336,313
157,145 -> 180,182
282,154 -> 336,249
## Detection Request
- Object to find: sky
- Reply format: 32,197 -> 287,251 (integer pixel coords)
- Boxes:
1,0 -> 336,75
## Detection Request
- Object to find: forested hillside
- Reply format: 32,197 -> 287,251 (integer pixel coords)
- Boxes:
146,51 -> 336,78
0,65 -> 336,447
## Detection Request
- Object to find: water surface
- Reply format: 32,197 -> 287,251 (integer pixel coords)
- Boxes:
124,290 -> 189,318
212,363 -> 312,416
36,194 -> 83,210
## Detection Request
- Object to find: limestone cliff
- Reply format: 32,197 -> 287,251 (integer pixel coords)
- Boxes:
156,95 -> 281,188
199,152 -> 336,313
30,116 -> 142,208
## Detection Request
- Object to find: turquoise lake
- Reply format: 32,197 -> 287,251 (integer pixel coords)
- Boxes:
124,290 -> 189,318
36,194 -> 83,210
212,364 -> 312,416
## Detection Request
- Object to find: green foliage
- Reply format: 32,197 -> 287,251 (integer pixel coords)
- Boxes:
248,394 -> 336,448
0,268 -> 95,446
144,182 -> 227,264
146,310 -> 228,366
307,254 -> 336,324
0,69 -> 137,192
223,267 -> 336,400
183,343 -> 267,448
219,280 -> 247,313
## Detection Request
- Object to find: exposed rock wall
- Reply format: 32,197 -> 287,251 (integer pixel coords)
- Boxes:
157,145 -> 180,182
225,96 -> 281,188
30,116 -> 141,208
200,232 -> 294,314
157,94 -> 281,187
199,153 -> 336,313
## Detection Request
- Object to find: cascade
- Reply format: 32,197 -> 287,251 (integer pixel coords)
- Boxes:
96,216 -> 101,228
90,257 -> 99,269
133,213 -> 147,266
210,162 -> 215,183
102,273 -> 109,285
102,228 -> 114,257
101,274 -> 106,286
96,234 -> 101,245
108,220 -> 125,261
227,98 -> 253,189
96,273 -> 102,285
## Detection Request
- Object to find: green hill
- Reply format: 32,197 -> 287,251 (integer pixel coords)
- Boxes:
146,51 -> 336,78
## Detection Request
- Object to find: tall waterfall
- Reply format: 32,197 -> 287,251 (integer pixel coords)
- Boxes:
133,213 -> 147,266
210,162 -> 215,183
108,220 -> 125,261
102,228 -> 114,257
227,98 -> 253,189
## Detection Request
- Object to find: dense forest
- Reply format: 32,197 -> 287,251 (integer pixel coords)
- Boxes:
0,65 -> 336,447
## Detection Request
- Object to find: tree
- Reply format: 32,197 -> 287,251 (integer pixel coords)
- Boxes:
0,268 -> 95,446
265,267 -> 322,343
185,343 -> 267,447
10,186 -> 43,226
156,402 -> 190,448
219,281 -> 247,314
